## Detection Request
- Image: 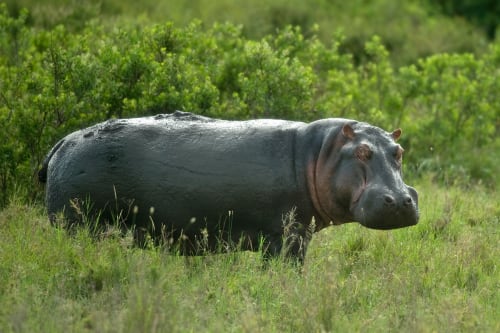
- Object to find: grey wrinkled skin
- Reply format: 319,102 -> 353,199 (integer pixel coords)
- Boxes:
39,111 -> 419,262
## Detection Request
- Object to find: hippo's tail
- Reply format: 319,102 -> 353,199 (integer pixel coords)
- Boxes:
38,139 -> 65,183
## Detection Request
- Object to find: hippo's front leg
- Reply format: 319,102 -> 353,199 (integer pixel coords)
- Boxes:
262,225 -> 312,264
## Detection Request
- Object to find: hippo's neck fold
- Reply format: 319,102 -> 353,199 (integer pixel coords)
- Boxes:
306,158 -> 334,230
304,123 -> 354,229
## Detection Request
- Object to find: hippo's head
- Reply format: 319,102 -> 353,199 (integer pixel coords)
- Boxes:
311,121 -> 419,230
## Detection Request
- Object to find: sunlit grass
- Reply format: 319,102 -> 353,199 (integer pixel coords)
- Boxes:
0,179 -> 498,332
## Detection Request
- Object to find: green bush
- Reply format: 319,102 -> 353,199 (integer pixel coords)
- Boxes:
5,0 -> 490,66
0,4 -> 498,205
399,50 -> 500,182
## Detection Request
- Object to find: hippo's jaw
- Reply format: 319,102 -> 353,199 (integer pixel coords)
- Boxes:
352,185 -> 419,230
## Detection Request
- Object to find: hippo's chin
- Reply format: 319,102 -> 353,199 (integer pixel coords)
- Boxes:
362,220 -> 418,230
356,210 -> 419,230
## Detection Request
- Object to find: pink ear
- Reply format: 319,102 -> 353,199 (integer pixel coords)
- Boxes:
342,124 -> 355,139
391,128 -> 402,141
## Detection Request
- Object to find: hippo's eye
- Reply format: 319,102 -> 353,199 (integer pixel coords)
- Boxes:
355,144 -> 372,161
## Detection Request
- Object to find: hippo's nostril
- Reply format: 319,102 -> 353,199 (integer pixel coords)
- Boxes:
403,195 -> 413,207
384,194 -> 395,206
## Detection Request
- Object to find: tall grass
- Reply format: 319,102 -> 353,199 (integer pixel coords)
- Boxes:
0,179 -> 499,332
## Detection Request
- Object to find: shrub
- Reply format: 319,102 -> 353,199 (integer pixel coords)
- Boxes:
0,5 -> 498,205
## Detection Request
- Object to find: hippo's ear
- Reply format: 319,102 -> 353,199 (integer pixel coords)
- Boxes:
391,128 -> 402,141
342,124 -> 355,140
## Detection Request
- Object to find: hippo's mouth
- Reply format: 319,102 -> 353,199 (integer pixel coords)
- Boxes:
354,201 -> 420,230
368,221 -> 417,230
349,179 -> 367,212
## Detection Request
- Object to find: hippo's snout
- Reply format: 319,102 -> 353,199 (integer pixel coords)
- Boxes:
406,186 -> 419,210
383,186 -> 418,210
382,193 -> 414,208
354,185 -> 419,230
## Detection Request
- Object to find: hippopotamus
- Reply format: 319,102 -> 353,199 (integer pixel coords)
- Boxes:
38,111 -> 419,262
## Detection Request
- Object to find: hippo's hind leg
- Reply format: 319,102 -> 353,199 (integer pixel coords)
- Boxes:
48,195 -> 124,239
47,198 -> 88,235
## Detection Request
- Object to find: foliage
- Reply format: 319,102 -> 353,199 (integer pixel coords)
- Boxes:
0,4 -> 498,204
430,0 -> 500,39
0,181 -> 498,331
5,0 -> 490,67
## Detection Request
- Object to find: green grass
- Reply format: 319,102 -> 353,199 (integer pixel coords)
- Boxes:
0,179 -> 499,332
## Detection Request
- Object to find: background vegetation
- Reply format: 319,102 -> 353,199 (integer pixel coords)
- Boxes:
0,0 -> 498,331
1,1 -> 499,205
